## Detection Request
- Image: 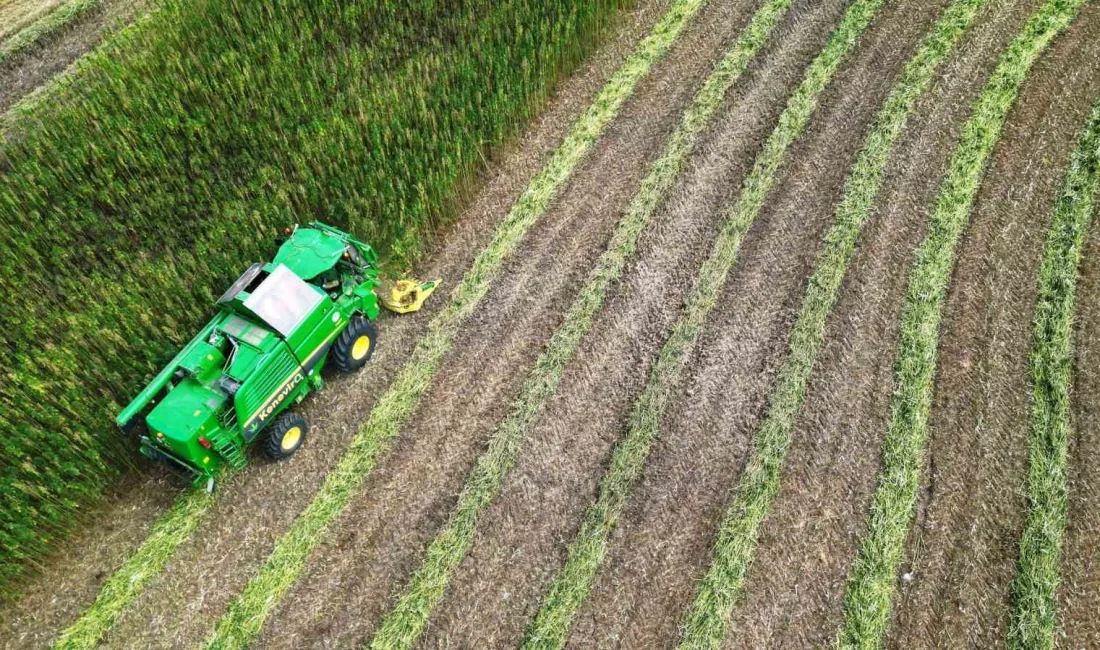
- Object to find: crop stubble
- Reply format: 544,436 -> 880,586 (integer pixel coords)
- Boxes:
1059,113 -> 1100,649
561,0 -> 960,647
412,0 -> 876,647
706,0 -> 1041,647
884,3 -> 1100,647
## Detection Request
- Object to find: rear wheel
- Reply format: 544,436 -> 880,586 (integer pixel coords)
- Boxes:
332,316 -> 377,373
264,411 -> 308,460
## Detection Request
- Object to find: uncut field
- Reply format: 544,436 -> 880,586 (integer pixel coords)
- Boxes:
3,0 -> 1100,649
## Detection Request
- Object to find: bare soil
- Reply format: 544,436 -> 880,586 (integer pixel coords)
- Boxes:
250,1 -> 766,647
413,0 -> 873,647
557,0 -> 963,647
1056,21 -> 1100,647
0,0 -> 144,113
706,0 -> 1055,647
885,4 -> 1100,648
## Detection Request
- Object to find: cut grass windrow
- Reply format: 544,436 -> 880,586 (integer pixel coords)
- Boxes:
676,0 -> 989,646
50,488 -> 213,650
517,0 -> 891,647
0,0 -> 101,65
1008,95 -> 1100,650
199,2 -> 707,648
834,0 -> 1087,647
365,1 -> 794,647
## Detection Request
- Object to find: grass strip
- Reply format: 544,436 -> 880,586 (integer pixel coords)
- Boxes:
1008,95 -> 1100,650
833,0 -> 1087,646
0,0 -> 100,65
51,488 -> 214,650
515,0 -> 891,647
199,2 -> 708,648
676,0 -> 989,646
364,1 -> 794,648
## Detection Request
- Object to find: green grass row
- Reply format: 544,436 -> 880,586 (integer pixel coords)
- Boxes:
0,0 -> 628,592
1007,95 -> 1100,650
0,0 -> 100,66
199,2 -> 706,647
50,487 -> 214,650
365,1 -> 793,647
514,0 -> 891,647
676,0 -> 990,646
834,0 -> 1088,646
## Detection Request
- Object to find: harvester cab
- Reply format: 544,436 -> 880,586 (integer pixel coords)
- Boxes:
116,222 -> 431,490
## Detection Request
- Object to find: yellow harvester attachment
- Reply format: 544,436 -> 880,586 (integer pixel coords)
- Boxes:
381,279 -> 441,314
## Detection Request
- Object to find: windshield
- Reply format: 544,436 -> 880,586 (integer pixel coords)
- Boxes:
243,264 -> 323,337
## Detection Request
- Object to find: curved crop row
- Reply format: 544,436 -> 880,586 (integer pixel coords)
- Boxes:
0,0 -> 100,66
199,2 -> 710,647
364,1 -> 795,648
675,0 -> 990,646
833,0 -> 1088,646
1008,94 -> 1100,650
516,0 -> 893,647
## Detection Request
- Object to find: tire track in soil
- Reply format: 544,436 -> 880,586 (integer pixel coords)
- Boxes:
68,3 -> 673,648
249,2 -> 756,648
413,1 -> 855,647
0,0 -> 144,112
562,0 -> 957,647
885,4 -> 1100,648
707,0 -> 1037,646
1060,144 -> 1100,650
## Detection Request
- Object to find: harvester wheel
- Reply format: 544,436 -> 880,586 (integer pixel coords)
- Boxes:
265,411 -> 308,460
332,316 -> 377,373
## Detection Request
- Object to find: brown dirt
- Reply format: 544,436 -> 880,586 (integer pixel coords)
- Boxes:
885,4 -> 1100,648
0,0 -> 144,113
413,0 -> 869,647
1060,144 -> 1100,648
554,0 -> 967,647
249,1 -> 765,648
711,0 -> 1052,647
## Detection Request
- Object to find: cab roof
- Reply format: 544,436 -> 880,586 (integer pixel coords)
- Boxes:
271,227 -> 347,281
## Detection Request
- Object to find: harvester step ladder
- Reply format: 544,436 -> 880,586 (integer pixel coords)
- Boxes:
209,430 -> 247,470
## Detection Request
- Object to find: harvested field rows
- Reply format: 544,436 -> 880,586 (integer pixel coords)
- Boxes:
836,0 -> 1087,645
1010,94 -> 1100,650
365,0 -> 794,647
3,0 -> 1099,646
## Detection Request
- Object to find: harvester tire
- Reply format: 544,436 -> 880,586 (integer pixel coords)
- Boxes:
265,411 -> 308,460
332,316 -> 377,373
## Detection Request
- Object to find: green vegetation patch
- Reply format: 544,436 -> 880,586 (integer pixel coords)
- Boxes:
0,0 -> 100,65
0,0 -> 629,591
365,1 -> 791,647
516,0 -> 891,647
200,2 -> 707,647
1008,95 -> 1100,650
834,0 -> 1088,646
50,488 -> 214,650
675,0 -> 990,646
